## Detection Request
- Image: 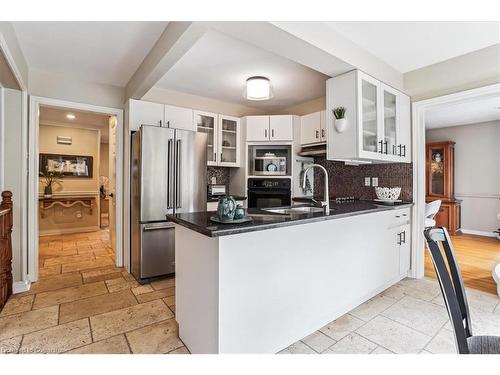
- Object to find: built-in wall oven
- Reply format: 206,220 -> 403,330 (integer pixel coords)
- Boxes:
247,178 -> 291,209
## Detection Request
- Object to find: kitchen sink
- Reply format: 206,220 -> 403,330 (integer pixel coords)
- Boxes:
262,206 -> 327,214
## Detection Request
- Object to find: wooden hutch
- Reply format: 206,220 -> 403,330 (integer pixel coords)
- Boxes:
426,141 -> 461,235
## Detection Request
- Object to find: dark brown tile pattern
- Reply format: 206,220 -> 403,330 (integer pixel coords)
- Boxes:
312,157 -> 413,201
207,166 -> 230,187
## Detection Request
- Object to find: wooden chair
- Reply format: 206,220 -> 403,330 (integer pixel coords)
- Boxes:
424,227 -> 500,354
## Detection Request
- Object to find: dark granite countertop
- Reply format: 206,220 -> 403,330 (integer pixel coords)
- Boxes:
207,195 -> 247,203
167,200 -> 413,237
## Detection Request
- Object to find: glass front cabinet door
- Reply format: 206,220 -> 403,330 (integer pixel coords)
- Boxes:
194,110 -> 218,166
217,115 -> 240,167
381,84 -> 399,159
426,142 -> 455,198
358,72 -> 382,158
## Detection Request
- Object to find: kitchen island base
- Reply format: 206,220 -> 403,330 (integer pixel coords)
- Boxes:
174,207 -> 411,353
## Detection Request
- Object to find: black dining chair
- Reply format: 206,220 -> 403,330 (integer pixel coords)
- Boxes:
424,227 -> 500,354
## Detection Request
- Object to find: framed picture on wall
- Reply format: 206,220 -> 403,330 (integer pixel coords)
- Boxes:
39,153 -> 93,178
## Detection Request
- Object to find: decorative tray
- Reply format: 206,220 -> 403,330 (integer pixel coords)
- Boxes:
210,215 -> 253,224
210,215 -> 252,224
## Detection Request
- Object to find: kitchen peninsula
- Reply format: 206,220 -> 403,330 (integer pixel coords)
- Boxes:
168,201 -> 413,353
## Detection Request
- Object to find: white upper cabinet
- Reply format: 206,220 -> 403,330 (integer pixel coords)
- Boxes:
300,112 -> 321,145
217,115 -> 240,167
246,116 -> 270,141
194,110 -> 218,166
269,115 -> 293,141
165,105 -> 194,131
128,99 -> 164,131
194,111 -> 241,167
320,110 -> 327,142
398,94 -> 411,163
300,111 -> 327,145
246,115 -> 294,142
128,100 -> 194,132
327,70 -> 411,163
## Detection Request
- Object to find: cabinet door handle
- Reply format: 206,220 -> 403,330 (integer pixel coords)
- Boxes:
378,140 -> 383,153
402,231 -> 406,244
220,152 -> 223,163
397,232 -> 402,245
383,141 -> 388,154
214,152 -> 216,162
402,145 -> 406,157
321,129 -> 325,138
159,120 -> 162,127
397,144 -> 402,157
392,145 -> 396,155
316,130 -> 319,139
265,129 -> 268,138
271,129 -> 275,138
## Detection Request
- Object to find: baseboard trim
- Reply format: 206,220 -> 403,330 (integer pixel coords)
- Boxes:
39,226 -> 101,236
459,229 -> 497,238
13,280 -> 31,294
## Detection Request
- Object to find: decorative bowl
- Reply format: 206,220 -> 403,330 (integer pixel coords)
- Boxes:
374,187 -> 401,201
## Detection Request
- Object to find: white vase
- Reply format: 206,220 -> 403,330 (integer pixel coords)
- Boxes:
335,118 -> 347,133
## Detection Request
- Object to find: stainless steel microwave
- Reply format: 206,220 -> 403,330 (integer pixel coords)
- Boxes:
253,155 -> 287,176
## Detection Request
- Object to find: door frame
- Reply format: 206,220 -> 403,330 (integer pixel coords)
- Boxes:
28,96 -> 124,282
410,83 -> 500,279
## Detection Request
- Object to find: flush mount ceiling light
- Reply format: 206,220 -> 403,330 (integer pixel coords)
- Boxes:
66,113 -> 76,120
244,76 -> 273,101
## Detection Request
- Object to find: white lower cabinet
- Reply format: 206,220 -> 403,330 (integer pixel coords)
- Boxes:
397,223 -> 411,276
388,208 -> 412,276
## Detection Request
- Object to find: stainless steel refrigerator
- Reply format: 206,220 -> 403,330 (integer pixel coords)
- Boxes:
131,125 -> 207,282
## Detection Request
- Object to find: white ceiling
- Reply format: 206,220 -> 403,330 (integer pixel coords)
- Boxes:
425,93 -> 500,129
326,22 -> 500,73
40,106 -> 111,142
12,21 -> 167,87
155,31 -> 329,111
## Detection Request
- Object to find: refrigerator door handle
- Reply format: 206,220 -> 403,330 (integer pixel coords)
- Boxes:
167,138 -> 174,209
175,139 -> 182,208
143,224 -> 175,231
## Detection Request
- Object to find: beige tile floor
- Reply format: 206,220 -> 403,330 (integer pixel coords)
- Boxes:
280,278 -> 500,354
1,230 -> 499,354
0,230 -> 186,354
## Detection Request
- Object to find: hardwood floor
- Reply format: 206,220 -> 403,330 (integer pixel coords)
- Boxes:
425,233 -> 500,294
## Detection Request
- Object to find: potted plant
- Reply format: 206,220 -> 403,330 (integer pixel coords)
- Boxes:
333,106 -> 347,133
41,166 -> 63,197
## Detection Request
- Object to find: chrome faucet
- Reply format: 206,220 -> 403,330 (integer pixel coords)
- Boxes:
302,164 -> 330,214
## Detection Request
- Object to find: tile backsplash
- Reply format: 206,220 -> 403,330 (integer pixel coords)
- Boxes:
207,166 -> 230,187
312,157 -> 413,201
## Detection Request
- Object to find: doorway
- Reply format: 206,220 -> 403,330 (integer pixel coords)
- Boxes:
412,83 -> 500,293
28,96 -> 123,283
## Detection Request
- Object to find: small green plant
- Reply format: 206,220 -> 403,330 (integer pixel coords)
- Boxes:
333,107 -> 346,120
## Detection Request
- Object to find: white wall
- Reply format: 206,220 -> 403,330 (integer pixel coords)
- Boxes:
0,22 -> 28,89
29,69 -> 125,109
426,120 -> 500,234
404,44 -> 500,101
3,88 -> 25,281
